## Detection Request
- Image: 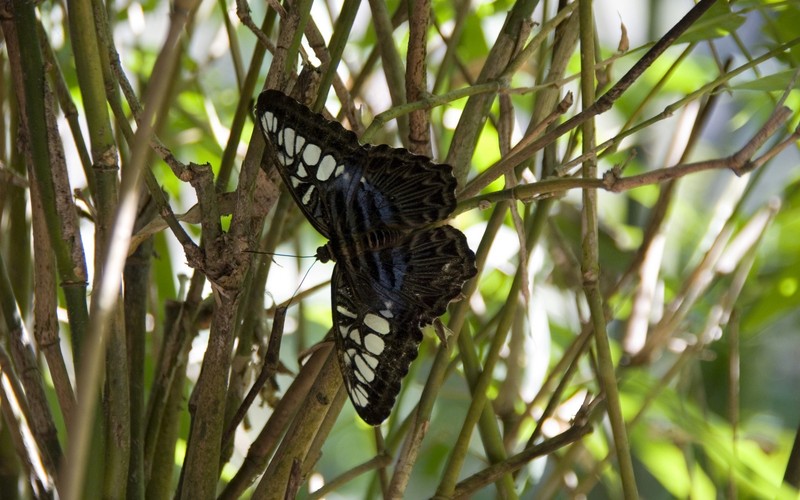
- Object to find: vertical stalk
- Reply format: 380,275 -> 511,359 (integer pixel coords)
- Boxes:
179,291 -> 241,499
65,0 -> 129,491
577,1 -> 637,498
61,1 -> 195,496
313,0 -> 360,110
123,232 -> 155,500
8,0 -> 90,385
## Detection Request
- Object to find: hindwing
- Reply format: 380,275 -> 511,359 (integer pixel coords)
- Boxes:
332,226 -> 476,425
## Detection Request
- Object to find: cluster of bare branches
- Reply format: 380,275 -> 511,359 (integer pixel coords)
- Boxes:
1,0 -> 799,498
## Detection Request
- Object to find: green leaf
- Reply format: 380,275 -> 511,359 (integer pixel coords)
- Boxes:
730,70 -> 800,91
676,2 -> 745,44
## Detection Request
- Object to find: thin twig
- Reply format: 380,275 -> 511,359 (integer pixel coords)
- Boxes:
454,105 -> 795,214
308,453 -> 393,499
462,0 -> 722,198
454,400 -> 596,497
222,307 -> 287,449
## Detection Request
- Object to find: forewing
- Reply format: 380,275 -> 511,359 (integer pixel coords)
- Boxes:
257,90 -> 459,239
333,225 -> 476,425
256,89 -> 364,238
354,145 -> 457,231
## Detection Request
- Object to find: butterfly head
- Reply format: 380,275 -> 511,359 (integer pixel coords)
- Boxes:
316,244 -> 334,263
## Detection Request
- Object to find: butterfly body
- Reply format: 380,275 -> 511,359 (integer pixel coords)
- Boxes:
257,89 -> 476,425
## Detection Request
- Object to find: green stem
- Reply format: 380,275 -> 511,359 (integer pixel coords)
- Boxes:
10,0 -> 90,378
578,1 -> 637,498
314,0 -> 361,110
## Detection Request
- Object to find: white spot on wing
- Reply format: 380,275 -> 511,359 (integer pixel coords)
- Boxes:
354,356 -> 375,382
295,135 -> 306,154
303,143 -> 322,166
352,385 -> 369,406
339,325 -> 348,337
317,155 -> 337,181
301,185 -> 315,206
364,334 -> 385,356
349,329 -> 361,344
296,162 -> 308,178
364,314 -> 390,335
283,128 -> 296,157
380,309 -> 394,319
263,112 -> 275,132
334,165 -> 344,177
260,114 -> 271,133
363,353 -> 379,369
290,176 -> 301,188
337,306 -> 357,318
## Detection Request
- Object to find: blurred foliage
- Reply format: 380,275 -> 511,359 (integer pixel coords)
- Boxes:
1,0 -> 800,499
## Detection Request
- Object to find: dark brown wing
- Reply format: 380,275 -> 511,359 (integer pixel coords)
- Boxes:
256,90 -> 457,238
332,226 -> 476,425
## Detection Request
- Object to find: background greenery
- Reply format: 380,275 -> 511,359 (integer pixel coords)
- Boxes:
1,0 -> 799,498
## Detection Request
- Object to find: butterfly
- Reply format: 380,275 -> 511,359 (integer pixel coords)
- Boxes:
256,89 -> 476,425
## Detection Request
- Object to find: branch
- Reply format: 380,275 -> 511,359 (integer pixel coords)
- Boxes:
461,0 -> 720,198
453,406 -> 595,497
455,106 -> 797,214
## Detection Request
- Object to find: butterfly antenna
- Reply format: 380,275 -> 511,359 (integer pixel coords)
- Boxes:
243,250 -> 318,269
285,259 -> 318,310
243,250 -> 317,258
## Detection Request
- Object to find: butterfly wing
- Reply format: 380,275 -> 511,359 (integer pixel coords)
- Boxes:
256,90 -> 477,425
256,90 -> 458,237
351,144 -> 457,230
257,89 -> 364,237
332,226 -> 476,425
331,267 -> 421,425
